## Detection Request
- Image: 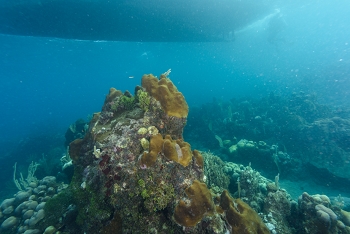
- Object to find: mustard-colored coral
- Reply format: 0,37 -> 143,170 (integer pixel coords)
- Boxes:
140,134 -> 193,167
103,88 -> 123,106
220,190 -> 270,234
141,74 -> 189,118
140,133 -> 163,167
174,180 -> 214,227
193,150 -> 204,168
162,135 -> 192,167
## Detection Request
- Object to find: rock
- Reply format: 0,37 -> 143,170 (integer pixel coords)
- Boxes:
29,182 -> 38,188
35,202 -> 46,211
43,226 -> 57,234
37,185 -> 47,191
18,225 -> 28,233
15,200 -> 38,215
23,209 -> 34,219
1,198 -> 15,211
40,176 -> 57,187
24,229 -> 41,234
28,209 -> 45,226
315,204 -> 337,222
15,202 -> 27,215
15,191 -> 31,203
1,216 -> 18,230
2,206 -> 14,215
302,118 -> 350,179
341,209 -> 350,226
27,200 -> 38,210
47,187 -> 55,195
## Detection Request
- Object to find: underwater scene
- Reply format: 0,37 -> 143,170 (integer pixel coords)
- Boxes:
0,0 -> 350,233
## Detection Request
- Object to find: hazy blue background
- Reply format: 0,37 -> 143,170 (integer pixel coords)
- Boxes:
0,0 -> 349,193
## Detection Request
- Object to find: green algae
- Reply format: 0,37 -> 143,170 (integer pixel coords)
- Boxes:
137,89 -> 151,112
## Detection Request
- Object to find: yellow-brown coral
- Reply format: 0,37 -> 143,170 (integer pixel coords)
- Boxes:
141,74 -> 189,118
104,87 -> 123,106
220,190 -> 270,234
173,180 -> 214,227
140,133 -> 163,167
162,135 -> 192,167
193,150 -> 204,168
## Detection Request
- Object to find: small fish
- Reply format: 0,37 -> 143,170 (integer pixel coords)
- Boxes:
128,76 -> 134,79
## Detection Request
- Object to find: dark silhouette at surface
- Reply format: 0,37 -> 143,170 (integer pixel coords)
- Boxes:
0,0 -> 273,42
267,13 -> 287,46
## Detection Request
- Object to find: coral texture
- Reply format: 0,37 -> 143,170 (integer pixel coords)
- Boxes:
220,190 -> 270,234
35,73 -> 273,233
141,74 -> 189,118
60,73 -> 223,233
173,180 -> 214,226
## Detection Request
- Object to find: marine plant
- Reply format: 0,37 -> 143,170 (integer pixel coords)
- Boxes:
111,94 -> 136,111
137,89 -> 151,111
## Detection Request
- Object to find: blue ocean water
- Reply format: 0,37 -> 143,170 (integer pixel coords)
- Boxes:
0,0 -> 349,201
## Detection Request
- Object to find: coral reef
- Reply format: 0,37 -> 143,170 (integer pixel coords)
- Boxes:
296,192 -> 350,233
64,118 -> 89,147
0,176 -> 67,234
141,74 -> 189,118
219,190 -> 270,234
173,180 -> 214,227
4,73 -> 347,234
185,91 -> 350,189
41,73 -> 245,233
202,152 -> 230,194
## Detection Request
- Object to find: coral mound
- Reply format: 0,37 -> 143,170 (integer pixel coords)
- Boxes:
142,73 -> 189,118
34,73 -> 276,233
220,190 -> 270,234
140,133 -> 194,167
140,133 -> 164,167
174,180 -> 214,226
162,135 -> 193,167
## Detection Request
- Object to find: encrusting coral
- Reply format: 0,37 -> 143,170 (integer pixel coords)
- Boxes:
141,73 -> 189,118
140,134 -> 194,167
140,133 -> 163,167
162,135 -> 193,167
174,180 -> 214,226
193,149 -> 204,168
220,190 -> 270,234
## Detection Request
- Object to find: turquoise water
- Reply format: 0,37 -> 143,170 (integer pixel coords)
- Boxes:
0,0 -> 350,221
